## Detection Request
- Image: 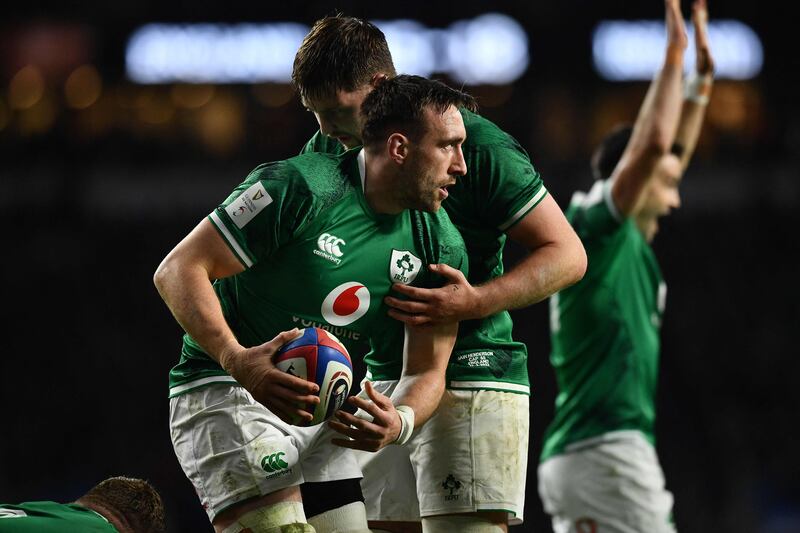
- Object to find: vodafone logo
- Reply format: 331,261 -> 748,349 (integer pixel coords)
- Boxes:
321,282 -> 371,326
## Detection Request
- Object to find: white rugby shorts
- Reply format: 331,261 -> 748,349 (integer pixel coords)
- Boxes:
356,380 -> 529,524
169,383 -> 362,521
538,430 -> 676,533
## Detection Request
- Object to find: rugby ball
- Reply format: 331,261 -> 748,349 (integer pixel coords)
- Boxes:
274,327 -> 353,426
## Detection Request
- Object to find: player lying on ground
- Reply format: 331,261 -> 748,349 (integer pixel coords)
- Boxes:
0,476 -> 165,533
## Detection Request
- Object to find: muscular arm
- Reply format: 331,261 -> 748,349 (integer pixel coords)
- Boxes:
478,194 -> 586,314
330,322 -> 457,451
390,322 -> 456,425
385,194 -> 586,324
153,218 -> 245,361
611,0 -> 688,217
153,218 -> 319,422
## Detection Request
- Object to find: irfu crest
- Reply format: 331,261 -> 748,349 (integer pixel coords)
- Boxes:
389,250 -> 422,285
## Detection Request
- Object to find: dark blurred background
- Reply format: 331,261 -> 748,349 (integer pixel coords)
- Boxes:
1,1 -> 798,532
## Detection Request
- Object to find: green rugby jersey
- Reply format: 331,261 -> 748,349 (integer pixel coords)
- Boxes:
0,502 -> 117,532
168,149 -> 468,396
301,108 -> 547,394
540,180 -> 667,461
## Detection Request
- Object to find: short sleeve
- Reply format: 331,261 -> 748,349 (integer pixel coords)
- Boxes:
208,162 -> 312,268
460,112 -> 548,232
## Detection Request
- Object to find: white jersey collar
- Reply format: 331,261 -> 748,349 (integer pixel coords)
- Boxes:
357,149 -> 366,192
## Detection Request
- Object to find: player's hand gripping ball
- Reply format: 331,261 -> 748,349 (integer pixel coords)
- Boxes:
274,327 -> 353,426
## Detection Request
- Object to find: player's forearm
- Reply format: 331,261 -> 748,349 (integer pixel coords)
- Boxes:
476,207 -> 587,317
393,323 -> 456,427
628,49 -> 685,164
475,239 -> 585,317
623,0 -> 687,161
674,76 -> 713,170
390,371 -> 446,428
153,258 -> 241,364
612,48 -> 685,215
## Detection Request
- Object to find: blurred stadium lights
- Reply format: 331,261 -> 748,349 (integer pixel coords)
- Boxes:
593,20 -> 763,80
9,66 -> 46,110
126,23 -> 309,84
125,14 -> 529,85
64,65 -> 103,109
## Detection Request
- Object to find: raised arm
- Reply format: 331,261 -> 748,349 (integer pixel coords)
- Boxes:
329,321 -> 457,451
674,0 -> 715,170
611,0 -> 688,217
153,219 -> 319,423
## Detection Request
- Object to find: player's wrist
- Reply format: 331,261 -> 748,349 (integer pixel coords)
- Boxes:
392,405 -> 415,445
664,43 -> 686,66
217,342 -> 245,376
684,72 -> 713,105
471,283 -> 499,320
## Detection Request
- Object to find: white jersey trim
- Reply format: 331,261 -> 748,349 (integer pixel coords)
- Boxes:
602,179 -> 623,222
570,179 -> 623,224
563,429 -> 649,453
357,149 -> 366,192
88,509 -> 110,523
169,375 -> 238,397
364,372 -> 530,395
209,211 -> 254,268
448,380 -> 530,394
498,187 -> 548,232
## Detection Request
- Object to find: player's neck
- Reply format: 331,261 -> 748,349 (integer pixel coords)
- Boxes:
363,152 -> 404,215
75,499 -> 130,533
634,213 -> 659,243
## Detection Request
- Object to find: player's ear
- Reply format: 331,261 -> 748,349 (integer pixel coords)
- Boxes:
370,73 -> 389,88
387,133 -> 409,164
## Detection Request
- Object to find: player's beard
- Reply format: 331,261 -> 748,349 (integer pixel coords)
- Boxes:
399,161 -> 444,213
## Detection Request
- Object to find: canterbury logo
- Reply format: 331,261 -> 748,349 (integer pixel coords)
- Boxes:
260,452 -> 289,473
317,233 -> 346,257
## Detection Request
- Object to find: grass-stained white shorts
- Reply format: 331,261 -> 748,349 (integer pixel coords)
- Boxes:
538,430 -> 676,533
169,383 -> 362,521
356,380 -> 529,524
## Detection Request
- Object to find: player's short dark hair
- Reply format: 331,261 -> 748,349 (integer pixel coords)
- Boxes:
592,124 -> 686,181
360,75 -> 477,147
80,477 -> 165,533
591,124 -> 632,181
292,14 -> 396,104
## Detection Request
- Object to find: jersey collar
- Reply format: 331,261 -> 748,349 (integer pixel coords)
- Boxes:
357,148 -> 366,192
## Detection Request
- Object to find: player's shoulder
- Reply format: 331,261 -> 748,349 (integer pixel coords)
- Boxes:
409,208 -> 469,280
303,130 -> 348,156
248,149 -> 360,208
460,108 -> 524,152
412,208 -> 467,255
568,180 -> 620,218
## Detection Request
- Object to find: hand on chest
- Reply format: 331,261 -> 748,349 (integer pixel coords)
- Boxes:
270,213 -> 429,331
